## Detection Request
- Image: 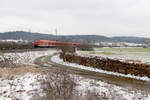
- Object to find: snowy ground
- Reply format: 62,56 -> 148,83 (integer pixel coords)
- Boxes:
0,50 -> 57,100
3,50 -> 56,65
0,66 -> 76,100
51,55 -> 150,100
1,49 -> 150,100
78,48 -> 150,64
0,72 -> 46,100
75,77 -> 149,100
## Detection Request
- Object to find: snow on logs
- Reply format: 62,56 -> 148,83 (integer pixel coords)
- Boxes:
60,53 -> 150,78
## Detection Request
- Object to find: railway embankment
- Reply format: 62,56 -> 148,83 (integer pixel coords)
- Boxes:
60,53 -> 150,78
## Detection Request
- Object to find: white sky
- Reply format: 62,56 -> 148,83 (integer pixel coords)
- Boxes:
0,0 -> 150,37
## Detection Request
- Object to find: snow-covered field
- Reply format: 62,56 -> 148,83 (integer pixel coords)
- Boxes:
79,48 -> 150,64
1,49 -> 150,100
51,55 -> 150,100
0,50 -> 57,100
0,73 -> 46,100
0,66 -> 76,100
3,50 -> 56,65
92,52 -> 150,64
75,77 -> 149,100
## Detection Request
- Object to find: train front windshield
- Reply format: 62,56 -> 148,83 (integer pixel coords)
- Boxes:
35,40 -> 39,43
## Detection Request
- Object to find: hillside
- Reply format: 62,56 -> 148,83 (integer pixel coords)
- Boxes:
111,37 -> 150,44
0,31 -> 56,41
0,31 -> 150,44
0,31 -> 113,43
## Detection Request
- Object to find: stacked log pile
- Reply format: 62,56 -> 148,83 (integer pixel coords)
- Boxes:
60,53 -> 150,78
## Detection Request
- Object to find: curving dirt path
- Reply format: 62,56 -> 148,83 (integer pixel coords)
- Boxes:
35,53 -> 150,94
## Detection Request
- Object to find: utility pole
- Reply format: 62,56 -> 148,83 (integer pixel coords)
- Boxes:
28,29 -> 31,33
55,28 -> 58,41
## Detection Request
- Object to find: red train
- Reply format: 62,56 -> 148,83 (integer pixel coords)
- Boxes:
33,40 -> 81,48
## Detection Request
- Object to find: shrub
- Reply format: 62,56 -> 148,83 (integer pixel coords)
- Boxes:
0,41 -> 34,50
78,43 -> 94,51
58,45 -> 76,54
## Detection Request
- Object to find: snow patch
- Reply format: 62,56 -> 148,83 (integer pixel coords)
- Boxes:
4,50 -> 56,65
0,73 -> 46,100
75,77 -> 147,100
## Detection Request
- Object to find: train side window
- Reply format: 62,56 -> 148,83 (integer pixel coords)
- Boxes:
41,42 -> 44,45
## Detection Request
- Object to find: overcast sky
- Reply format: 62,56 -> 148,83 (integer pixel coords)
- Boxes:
0,0 -> 150,37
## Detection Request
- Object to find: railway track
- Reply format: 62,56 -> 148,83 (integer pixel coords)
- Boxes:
34,53 -> 150,94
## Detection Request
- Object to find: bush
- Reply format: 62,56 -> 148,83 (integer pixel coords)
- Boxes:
78,43 -> 93,51
58,45 -> 76,54
0,41 -> 34,50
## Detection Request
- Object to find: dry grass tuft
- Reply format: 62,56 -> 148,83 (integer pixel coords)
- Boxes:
0,52 -> 3,56
0,65 -> 53,79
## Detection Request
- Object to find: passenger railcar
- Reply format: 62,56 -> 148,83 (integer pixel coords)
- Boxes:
33,40 -> 81,48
